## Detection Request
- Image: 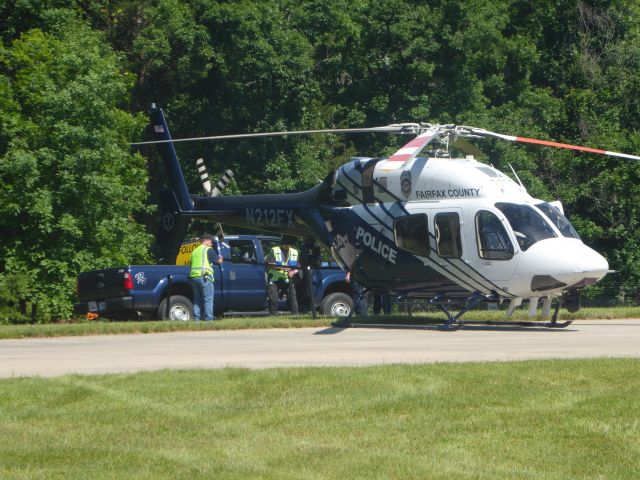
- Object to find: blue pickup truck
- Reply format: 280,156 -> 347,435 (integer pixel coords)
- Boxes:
74,235 -> 352,320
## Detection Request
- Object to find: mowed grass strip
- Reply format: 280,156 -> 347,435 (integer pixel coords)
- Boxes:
0,315 -> 335,339
3,306 -> 640,339
0,359 -> 639,479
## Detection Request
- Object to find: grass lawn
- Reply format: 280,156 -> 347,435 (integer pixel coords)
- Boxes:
1,306 -> 640,340
0,359 -> 639,479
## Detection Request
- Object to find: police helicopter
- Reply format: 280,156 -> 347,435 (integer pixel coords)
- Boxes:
137,104 -> 639,330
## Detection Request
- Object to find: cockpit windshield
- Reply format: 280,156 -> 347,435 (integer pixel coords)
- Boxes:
535,202 -> 581,239
495,202 -> 557,251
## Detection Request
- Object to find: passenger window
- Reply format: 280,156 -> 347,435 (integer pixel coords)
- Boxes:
394,214 -> 429,257
475,210 -> 514,260
229,240 -> 257,264
435,213 -> 462,258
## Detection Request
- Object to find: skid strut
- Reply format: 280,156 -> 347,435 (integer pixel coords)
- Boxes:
430,291 -> 494,330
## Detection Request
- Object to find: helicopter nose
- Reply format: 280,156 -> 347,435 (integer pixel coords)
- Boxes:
523,239 -> 609,291
558,244 -> 609,287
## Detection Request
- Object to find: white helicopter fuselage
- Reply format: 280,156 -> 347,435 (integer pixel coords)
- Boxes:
146,105 -> 630,323
331,155 -> 608,311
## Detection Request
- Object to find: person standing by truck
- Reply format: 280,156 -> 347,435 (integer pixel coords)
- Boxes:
373,291 -> 393,315
189,235 -> 223,321
266,243 -> 299,315
345,271 -> 368,315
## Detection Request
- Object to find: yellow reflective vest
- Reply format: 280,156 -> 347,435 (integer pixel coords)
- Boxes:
267,246 -> 299,282
189,245 -> 214,279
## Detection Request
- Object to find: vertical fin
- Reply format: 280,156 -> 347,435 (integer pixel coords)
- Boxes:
154,188 -> 192,264
149,104 -> 193,211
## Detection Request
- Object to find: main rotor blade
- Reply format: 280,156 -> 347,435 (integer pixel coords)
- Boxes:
132,124 -> 421,146
463,127 -> 640,161
452,137 -> 486,159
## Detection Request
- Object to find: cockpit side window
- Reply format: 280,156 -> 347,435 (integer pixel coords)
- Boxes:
361,159 -> 381,204
495,203 -> 556,251
394,214 -> 429,257
535,202 -> 581,239
475,210 -> 514,260
435,213 -> 462,258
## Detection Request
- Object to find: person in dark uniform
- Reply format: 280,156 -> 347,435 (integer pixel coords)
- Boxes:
373,291 -> 393,315
345,271 -> 368,315
266,243 -> 300,315
297,239 -> 321,312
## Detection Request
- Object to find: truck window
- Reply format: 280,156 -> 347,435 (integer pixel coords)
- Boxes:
229,240 -> 257,264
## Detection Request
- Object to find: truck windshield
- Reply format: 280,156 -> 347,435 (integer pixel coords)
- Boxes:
535,202 -> 580,239
495,202 -> 557,251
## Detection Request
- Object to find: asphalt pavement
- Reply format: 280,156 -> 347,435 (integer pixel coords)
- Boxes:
1,319 -> 639,378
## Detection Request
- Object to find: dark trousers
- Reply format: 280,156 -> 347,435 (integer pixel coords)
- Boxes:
373,292 -> 393,315
268,280 -> 299,315
351,281 -> 369,316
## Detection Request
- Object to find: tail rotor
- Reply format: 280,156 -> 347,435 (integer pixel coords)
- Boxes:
196,157 -> 234,241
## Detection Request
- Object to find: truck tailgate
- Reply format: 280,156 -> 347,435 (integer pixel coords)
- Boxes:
77,267 -> 129,302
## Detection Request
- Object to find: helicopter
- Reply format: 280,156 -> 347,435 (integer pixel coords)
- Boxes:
138,104 -> 639,330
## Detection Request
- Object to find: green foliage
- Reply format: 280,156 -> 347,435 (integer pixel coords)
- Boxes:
3,0 -> 640,319
0,11 -> 151,321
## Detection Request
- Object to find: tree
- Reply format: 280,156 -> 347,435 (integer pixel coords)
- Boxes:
0,12 -> 151,322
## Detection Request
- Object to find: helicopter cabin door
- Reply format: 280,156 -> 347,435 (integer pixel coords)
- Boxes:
464,207 -> 520,282
426,208 -> 467,280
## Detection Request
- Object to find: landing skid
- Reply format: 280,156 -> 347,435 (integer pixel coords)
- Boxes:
456,319 -> 573,329
347,318 -> 573,330
347,291 -> 572,331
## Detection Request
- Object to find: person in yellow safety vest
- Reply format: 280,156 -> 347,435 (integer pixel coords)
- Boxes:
189,234 -> 223,321
265,244 -> 299,315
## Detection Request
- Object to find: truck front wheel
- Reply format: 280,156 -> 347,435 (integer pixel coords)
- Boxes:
321,292 -> 353,317
158,295 -> 193,321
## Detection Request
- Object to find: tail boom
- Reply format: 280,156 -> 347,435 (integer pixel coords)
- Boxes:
191,186 -> 327,237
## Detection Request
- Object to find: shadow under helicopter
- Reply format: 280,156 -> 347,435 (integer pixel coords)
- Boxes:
314,321 -> 577,334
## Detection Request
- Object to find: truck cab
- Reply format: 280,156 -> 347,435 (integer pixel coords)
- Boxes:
74,235 -> 352,320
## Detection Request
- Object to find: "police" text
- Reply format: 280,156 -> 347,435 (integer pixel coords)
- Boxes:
355,226 -> 397,264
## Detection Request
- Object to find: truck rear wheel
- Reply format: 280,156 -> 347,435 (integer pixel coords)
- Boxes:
158,295 -> 193,321
321,292 -> 353,317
